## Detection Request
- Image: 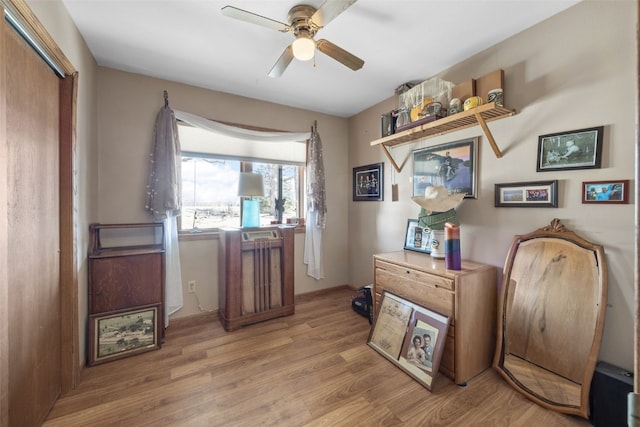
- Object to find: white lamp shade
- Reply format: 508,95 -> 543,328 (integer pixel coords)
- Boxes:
238,172 -> 264,197
292,36 -> 316,61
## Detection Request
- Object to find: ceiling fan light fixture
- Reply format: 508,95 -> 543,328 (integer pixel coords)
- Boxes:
292,34 -> 316,61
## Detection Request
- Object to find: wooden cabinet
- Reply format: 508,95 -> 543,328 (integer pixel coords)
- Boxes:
88,223 -> 165,328
218,226 -> 295,331
373,250 -> 497,385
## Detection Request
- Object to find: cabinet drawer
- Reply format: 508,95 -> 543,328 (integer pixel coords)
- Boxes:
376,260 -> 454,291
375,268 -> 454,320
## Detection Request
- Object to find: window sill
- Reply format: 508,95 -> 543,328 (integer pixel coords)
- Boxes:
178,225 -> 306,242
178,230 -> 220,242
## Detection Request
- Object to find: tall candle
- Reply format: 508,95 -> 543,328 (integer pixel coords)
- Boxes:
444,222 -> 461,270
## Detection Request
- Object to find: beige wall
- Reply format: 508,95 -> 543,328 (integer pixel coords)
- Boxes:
27,0 -> 636,373
95,68 -> 351,319
349,0 -> 636,371
26,0 -> 100,365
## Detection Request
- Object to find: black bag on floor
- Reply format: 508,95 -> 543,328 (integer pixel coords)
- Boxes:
351,285 -> 373,324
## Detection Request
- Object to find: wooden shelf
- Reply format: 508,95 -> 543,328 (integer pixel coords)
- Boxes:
371,102 -> 516,172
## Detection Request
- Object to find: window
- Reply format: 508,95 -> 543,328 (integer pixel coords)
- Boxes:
178,123 -> 305,232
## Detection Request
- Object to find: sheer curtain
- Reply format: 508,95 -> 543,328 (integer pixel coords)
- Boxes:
145,92 -> 183,327
174,110 -> 326,280
174,110 -> 311,143
304,124 -> 326,280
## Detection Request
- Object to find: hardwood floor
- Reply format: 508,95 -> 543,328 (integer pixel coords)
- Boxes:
44,287 -> 591,426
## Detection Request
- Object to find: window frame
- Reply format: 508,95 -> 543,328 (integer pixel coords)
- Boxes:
178,154 -> 305,234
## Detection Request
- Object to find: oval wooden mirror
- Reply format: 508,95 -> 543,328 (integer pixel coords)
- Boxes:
493,219 -> 607,419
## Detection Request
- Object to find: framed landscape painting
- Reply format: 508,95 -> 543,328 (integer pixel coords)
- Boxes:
88,304 -> 161,366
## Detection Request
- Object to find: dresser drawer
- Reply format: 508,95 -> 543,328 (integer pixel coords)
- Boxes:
375,260 -> 454,291
375,267 -> 454,320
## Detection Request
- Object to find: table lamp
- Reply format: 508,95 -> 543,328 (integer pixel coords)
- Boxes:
238,172 -> 264,228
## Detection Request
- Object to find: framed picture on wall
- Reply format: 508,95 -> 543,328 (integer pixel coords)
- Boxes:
537,126 -> 604,171
495,180 -> 558,208
412,137 -> 478,199
582,179 -> 629,204
353,162 -> 384,201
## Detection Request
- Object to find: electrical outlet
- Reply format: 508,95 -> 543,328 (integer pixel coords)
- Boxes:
188,280 -> 196,294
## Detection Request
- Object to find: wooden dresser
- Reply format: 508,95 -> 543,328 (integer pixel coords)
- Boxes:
218,226 -> 295,331
373,250 -> 497,385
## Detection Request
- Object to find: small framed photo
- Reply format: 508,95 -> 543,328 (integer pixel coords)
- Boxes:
368,291 -> 449,391
537,126 -> 603,171
353,162 -> 384,201
88,304 -> 161,366
412,137 -> 478,199
495,180 -> 558,208
403,219 -> 431,254
582,180 -> 629,204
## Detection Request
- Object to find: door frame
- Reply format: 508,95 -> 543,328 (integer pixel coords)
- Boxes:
0,2 -> 79,422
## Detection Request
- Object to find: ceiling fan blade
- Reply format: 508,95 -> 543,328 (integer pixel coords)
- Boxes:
221,6 -> 290,32
316,39 -> 364,71
268,45 -> 294,78
311,0 -> 358,28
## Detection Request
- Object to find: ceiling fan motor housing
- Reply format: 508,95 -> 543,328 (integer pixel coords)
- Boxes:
288,4 -> 318,37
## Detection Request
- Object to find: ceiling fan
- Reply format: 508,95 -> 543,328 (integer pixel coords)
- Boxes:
221,0 -> 365,78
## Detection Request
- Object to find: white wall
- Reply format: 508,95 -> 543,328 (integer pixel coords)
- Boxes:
348,0 -> 636,371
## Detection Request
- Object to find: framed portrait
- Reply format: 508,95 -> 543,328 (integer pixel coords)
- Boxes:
368,291 -> 449,391
353,162 -> 384,201
403,219 -> 431,253
495,180 -> 558,208
412,137 -> 478,199
537,126 -> 603,172
88,304 -> 161,366
582,179 -> 629,204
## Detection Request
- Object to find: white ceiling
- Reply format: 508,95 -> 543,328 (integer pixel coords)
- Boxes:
61,0 -> 581,118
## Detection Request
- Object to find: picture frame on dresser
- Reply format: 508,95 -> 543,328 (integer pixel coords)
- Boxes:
368,291 -> 449,391
88,304 -> 161,366
403,219 -> 431,253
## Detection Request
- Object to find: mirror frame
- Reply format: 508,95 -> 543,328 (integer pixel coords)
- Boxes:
493,218 -> 607,419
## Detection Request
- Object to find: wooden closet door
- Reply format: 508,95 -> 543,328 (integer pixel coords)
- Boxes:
4,19 -> 61,426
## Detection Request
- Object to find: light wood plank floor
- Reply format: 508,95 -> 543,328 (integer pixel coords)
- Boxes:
44,287 -> 591,426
